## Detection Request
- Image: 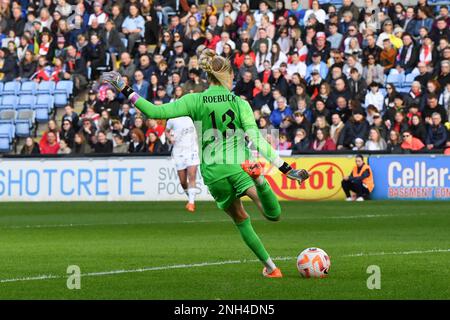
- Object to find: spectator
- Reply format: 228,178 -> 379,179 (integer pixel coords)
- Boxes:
122,4 -> 145,53
291,128 -> 310,154
270,96 -> 292,128
401,130 -> 425,152
70,133 -> 88,154
147,131 -> 167,155
348,68 -> 367,103
60,119 -> 76,148
423,94 -> 448,123
132,70 -> 150,99
113,134 -> 129,154
310,128 -> 336,151
94,131 -> 113,153
337,109 -> 370,150
118,52 -> 136,80
387,130 -> 403,153
426,113 -> 448,150
20,137 -> 40,155
330,113 -> 345,144
365,82 -> 384,112
341,154 -> 374,201
380,38 -> 397,73
40,131 -> 60,155
363,54 -> 385,86
57,139 -> 72,154
63,45 -> 88,93
234,70 -> 255,101
129,128 -> 146,153
365,128 -> 387,150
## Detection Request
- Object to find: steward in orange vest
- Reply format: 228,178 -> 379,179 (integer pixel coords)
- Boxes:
341,154 -> 374,201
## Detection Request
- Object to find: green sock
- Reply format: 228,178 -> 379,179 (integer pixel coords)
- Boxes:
235,217 -> 270,263
256,179 -> 281,221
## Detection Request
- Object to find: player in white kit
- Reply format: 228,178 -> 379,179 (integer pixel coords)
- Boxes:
166,116 -> 200,212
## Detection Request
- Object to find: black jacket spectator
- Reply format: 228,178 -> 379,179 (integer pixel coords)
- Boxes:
94,140 -> 114,153
252,91 -> 274,111
0,50 -> 17,81
426,124 -> 448,149
410,123 -> 427,142
422,104 -> 448,121
338,119 -> 370,148
19,60 -> 37,79
129,141 -> 146,153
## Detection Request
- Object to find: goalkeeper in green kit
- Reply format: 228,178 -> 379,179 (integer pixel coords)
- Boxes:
102,49 -> 309,278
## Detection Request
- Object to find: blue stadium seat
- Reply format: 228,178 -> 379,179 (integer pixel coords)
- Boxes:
0,120 -> 14,142
0,133 -> 12,152
379,88 -> 387,97
36,94 -> 54,112
54,80 -> 73,97
16,95 -> 36,111
35,95 -> 54,122
15,119 -> 32,137
0,95 -> 17,111
0,109 -> 16,121
3,81 -> 19,95
54,93 -> 68,108
404,71 -> 419,87
37,80 -> 56,94
19,81 -> 37,95
329,0 -> 343,7
0,82 -> 3,95
386,73 -> 405,87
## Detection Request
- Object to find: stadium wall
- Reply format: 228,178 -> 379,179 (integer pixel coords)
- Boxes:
0,155 -> 449,201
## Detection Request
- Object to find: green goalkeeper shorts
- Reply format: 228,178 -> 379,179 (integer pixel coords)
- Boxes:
207,171 -> 255,210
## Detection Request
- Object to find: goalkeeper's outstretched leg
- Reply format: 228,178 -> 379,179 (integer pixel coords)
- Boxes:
224,198 -> 283,278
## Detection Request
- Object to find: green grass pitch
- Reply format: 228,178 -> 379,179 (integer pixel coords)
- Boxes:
0,201 -> 448,299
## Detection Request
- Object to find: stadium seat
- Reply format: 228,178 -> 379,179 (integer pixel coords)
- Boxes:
0,133 -> 12,152
35,94 -> 54,112
0,110 -> 16,121
329,0 -> 343,7
386,73 -> 405,87
16,95 -> 36,111
15,119 -> 32,137
54,93 -> 68,108
0,120 -> 15,142
379,88 -> 387,97
37,80 -> 56,94
0,82 -> 3,95
35,95 -> 54,122
0,95 -> 17,111
19,81 -> 37,95
3,81 -> 19,95
54,80 -> 73,97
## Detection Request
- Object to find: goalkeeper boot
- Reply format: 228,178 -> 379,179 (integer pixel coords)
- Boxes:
262,267 -> 283,278
241,160 -> 262,180
185,203 -> 196,213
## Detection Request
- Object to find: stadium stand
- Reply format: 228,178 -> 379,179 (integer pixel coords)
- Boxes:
0,0 -> 449,156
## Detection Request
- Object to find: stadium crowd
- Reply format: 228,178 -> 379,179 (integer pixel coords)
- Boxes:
0,0 -> 449,156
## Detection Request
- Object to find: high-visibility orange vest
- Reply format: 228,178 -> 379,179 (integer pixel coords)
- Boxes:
352,164 -> 374,192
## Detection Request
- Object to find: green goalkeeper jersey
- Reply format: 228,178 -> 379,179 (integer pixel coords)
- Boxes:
133,85 -> 279,185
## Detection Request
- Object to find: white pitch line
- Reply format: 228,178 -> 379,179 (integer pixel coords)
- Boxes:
342,248 -> 450,257
0,249 -> 448,284
0,213 -> 427,230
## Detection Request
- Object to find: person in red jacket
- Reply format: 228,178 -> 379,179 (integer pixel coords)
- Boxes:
40,131 -> 60,154
310,128 -> 336,151
401,130 -> 425,152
